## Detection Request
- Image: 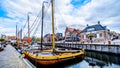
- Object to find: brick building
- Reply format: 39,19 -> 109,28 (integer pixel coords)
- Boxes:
81,21 -> 110,43
64,27 -> 82,42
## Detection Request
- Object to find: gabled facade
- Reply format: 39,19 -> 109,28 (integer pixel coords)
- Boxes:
44,34 -> 51,42
81,21 -> 110,42
65,27 -> 82,42
23,37 -> 32,43
56,33 -> 63,40
6,36 -> 16,40
44,33 -> 63,42
110,31 -> 120,40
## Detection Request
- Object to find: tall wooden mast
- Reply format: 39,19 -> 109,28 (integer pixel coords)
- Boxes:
41,2 -> 44,50
51,0 -> 55,50
16,23 -> 17,40
41,1 -> 48,50
28,14 -> 30,39
28,13 -> 30,45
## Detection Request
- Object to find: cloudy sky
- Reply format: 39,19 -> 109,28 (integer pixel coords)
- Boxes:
0,0 -> 120,37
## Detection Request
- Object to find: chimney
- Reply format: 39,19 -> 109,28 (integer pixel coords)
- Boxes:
98,21 -> 100,24
87,24 -> 89,26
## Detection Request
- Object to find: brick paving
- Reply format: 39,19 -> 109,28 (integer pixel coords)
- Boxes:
0,45 -> 29,68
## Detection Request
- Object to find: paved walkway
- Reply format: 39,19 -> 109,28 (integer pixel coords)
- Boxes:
0,45 -> 29,68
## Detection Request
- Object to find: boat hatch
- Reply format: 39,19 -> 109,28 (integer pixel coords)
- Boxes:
37,52 -> 54,56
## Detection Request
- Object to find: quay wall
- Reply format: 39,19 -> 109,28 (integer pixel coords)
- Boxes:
41,43 -> 120,54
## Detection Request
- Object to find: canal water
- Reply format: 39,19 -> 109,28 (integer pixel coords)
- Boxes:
33,51 -> 120,68
69,51 -> 120,68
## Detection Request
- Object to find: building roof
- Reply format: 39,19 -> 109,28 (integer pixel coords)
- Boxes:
23,37 -> 32,42
81,24 -> 107,33
65,27 -> 82,35
44,34 -> 51,37
66,27 -> 75,32
76,29 -> 82,34
7,36 -> 16,40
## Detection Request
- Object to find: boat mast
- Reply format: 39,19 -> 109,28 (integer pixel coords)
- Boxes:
51,0 -> 55,50
16,23 -> 19,46
28,14 -> 30,39
16,23 -> 18,40
41,1 -> 48,50
41,2 -> 45,51
27,13 -> 31,45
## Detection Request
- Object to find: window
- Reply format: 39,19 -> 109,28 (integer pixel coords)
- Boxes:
94,34 -> 97,38
97,34 -> 99,38
100,33 -> 102,37
84,35 -> 86,39
82,35 -> 84,38
66,32 -> 70,36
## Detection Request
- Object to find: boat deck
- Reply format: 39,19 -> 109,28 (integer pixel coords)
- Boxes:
0,45 -> 30,68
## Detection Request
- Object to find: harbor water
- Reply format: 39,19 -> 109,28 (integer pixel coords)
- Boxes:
69,51 -> 120,68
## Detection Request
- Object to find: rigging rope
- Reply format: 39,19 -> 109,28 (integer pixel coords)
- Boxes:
22,20 -> 28,31
24,10 -> 42,36
30,10 -> 42,33
54,2 -> 67,26
24,1 -> 51,37
31,2 -> 51,36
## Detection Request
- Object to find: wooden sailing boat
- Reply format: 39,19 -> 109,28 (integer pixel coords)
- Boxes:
22,0 -> 84,65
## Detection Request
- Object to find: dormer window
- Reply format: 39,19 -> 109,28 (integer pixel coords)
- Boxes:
87,28 -> 95,32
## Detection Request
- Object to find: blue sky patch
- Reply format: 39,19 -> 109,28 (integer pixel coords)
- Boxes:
0,1 -> 8,18
71,0 -> 91,8
0,8 -> 8,18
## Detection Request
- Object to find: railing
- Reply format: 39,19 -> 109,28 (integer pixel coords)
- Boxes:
40,43 -> 120,54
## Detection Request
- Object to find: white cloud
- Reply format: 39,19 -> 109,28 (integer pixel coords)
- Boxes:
0,26 -> 16,36
0,0 -> 120,37
70,0 -> 120,31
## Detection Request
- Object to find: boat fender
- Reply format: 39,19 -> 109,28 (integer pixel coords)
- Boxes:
82,49 -> 84,52
36,54 -> 38,56
22,54 -> 25,57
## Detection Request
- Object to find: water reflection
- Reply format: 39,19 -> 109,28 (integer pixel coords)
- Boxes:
85,57 -> 107,68
70,51 -> 120,68
85,51 -> 120,66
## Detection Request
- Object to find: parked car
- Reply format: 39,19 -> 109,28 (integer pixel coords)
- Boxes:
0,42 -> 4,51
112,36 -> 118,41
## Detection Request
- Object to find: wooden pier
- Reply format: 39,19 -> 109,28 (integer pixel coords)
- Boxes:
42,43 -> 120,54
0,45 -> 36,68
